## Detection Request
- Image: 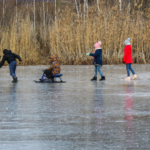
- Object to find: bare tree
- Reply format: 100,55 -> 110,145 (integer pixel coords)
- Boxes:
43,0 -> 45,28
74,0 -> 79,17
25,0 -> 29,10
55,0 -> 56,22
3,0 -> 5,26
47,0 -> 49,18
119,0 -> 121,11
86,0 -> 88,17
97,0 -> 100,15
16,0 -> 18,24
84,0 -> 86,20
129,0 -> 130,13
33,0 -> 35,31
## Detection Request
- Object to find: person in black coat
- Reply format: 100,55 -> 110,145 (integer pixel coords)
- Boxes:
0,49 -> 22,83
86,41 -> 105,81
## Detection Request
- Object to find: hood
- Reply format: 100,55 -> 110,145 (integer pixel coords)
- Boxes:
50,54 -> 58,62
124,38 -> 131,45
3,49 -> 12,55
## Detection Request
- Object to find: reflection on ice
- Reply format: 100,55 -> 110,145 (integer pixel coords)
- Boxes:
0,65 -> 150,150
124,84 -> 134,149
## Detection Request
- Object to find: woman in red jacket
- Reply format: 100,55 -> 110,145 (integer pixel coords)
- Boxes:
123,38 -> 137,80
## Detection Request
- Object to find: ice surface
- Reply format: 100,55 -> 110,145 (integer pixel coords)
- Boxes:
0,65 -> 150,150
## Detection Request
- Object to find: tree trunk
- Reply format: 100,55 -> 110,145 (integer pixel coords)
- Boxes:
84,0 -> 86,20
47,0 -> 49,20
86,0 -> 88,18
3,0 -> 5,26
26,0 -> 29,9
97,0 -> 100,15
129,0 -> 130,13
16,0 -> 18,24
43,0 -> 45,28
55,0 -> 56,22
119,0 -> 122,11
74,0 -> 79,17
33,0 -> 35,31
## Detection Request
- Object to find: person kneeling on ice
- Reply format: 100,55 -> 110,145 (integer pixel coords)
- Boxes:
41,54 -> 60,82
86,41 -> 105,81
0,49 -> 22,83
123,38 -> 137,81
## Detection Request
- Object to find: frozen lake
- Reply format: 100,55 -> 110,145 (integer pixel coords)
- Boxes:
0,65 -> 150,150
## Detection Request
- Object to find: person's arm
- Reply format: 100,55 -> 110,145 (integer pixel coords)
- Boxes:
46,65 -> 53,70
46,63 -> 54,70
13,53 -> 22,61
123,47 -> 127,63
0,56 -> 6,68
89,50 -> 100,57
86,50 -> 100,57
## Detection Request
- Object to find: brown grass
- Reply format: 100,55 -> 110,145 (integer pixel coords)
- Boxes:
0,1 -> 150,65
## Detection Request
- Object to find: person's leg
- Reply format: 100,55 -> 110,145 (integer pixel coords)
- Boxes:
9,61 -> 16,78
126,64 -> 130,76
44,70 -> 53,79
13,61 -> 17,76
125,64 -> 131,80
129,64 -> 135,75
91,66 -> 97,81
10,61 -> 18,83
98,66 -> 105,81
94,66 -> 97,77
97,66 -> 103,77
13,61 -> 18,82
129,64 -> 137,79
9,63 -> 13,77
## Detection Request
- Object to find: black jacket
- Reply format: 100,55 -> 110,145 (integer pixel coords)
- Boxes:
0,50 -> 22,68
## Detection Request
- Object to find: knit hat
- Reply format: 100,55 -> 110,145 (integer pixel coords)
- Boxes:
124,38 -> 131,45
94,41 -> 101,50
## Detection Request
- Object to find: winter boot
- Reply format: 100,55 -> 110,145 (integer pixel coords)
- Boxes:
12,77 -> 18,83
99,76 -> 105,81
132,74 -> 137,80
91,76 -> 97,81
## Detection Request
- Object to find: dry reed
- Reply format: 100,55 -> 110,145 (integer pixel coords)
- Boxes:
0,1 -> 150,65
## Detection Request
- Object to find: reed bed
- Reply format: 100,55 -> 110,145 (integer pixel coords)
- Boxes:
0,1 -> 150,65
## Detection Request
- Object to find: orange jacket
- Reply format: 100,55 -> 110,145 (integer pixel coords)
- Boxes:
47,55 -> 60,75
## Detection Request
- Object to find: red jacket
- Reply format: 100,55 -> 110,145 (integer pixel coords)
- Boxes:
123,45 -> 133,64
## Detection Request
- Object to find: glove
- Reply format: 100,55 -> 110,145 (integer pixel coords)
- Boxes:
86,53 -> 90,56
123,61 -> 125,64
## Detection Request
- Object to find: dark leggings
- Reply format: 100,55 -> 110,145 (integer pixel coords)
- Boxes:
126,64 -> 135,76
44,70 -> 54,79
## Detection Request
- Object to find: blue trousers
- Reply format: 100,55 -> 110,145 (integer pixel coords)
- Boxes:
94,66 -> 103,77
9,61 -> 17,78
126,64 -> 135,76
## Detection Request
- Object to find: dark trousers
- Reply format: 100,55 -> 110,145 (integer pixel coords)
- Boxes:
9,61 -> 17,78
44,70 -> 54,79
